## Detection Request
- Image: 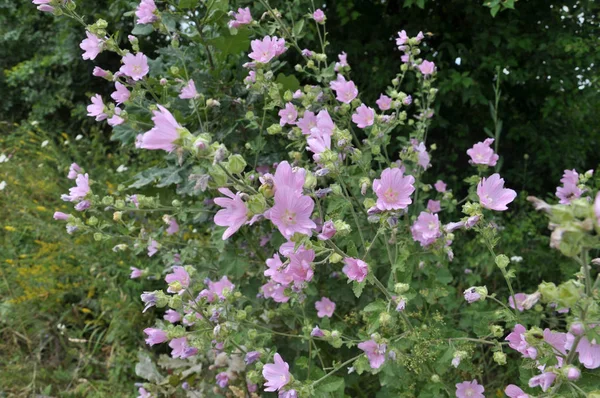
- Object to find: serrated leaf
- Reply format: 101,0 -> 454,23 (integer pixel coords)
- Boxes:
179,0 -> 199,8
275,73 -> 300,94
316,377 -> 344,393
352,281 -> 365,298
292,19 -> 305,37
135,352 -> 163,383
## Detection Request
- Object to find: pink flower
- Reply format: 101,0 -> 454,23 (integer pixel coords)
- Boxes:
164,309 -> 181,323
352,104 -> 375,128
566,367 -> 581,380
412,141 -> 431,169
561,169 -> 579,185
315,297 -> 335,318
261,281 -> 289,303
278,102 -> 298,126
334,51 -> 349,71
264,253 -> 293,286
396,30 -> 409,46
266,187 -> 316,239
80,31 -> 103,60
455,380 -> 485,398
556,183 -> 582,204
528,372 -> 556,392
376,94 -> 392,111
108,108 -> 124,126
92,67 -> 108,78
311,110 -> 335,137
63,173 -> 90,202
411,212 -> 441,247
216,372 -> 229,388
67,163 -> 82,179
477,173 -> 517,211
130,267 -> 143,278
434,180 -> 447,192
287,248 -> 315,286
144,328 -> 168,346
572,336 -> 600,369
307,134 -> 331,161
505,385 -> 528,398
263,353 -> 291,392
508,293 -> 528,312
317,220 -> 336,240
169,337 -> 198,359
373,167 -> 415,211
418,60 -> 436,76
427,200 -> 441,213
166,218 -> 179,235
228,7 -> 252,28
467,138 -> 499,166
165,266 -> 190,294
179,79 -> 198,99
147,240 -> 159,257
137,387 -> 151,398
214,188 -> 249,239
32,0 -> 54,12
272,161 -> 306,195
87,94 -> 107,121
248,36 -> 286,63
506,324 -> 537,359
463,287 -> 482,303
358,339 -> 386,369
140,105 -> 182,152
53,212 -> 70,221
120,53 -> 149,81
111,82 -> 130,104
297,111 -> 317,135
201,276 -> 235,301
330,74 -> 358,103
313,9 -> 326,23
136,0 -> 158,24
342,257 -> 368,282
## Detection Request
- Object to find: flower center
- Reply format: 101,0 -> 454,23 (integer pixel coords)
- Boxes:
465,389 -> 474,397
283,210 -> 296,226
133,65 -> 142,74
383,188 -> 398,203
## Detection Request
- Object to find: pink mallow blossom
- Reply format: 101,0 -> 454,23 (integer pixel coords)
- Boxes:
411,211 -> 441,247
455,380 -> 485,398
169,337 -> 198,359
556,169 -> 582,204
266,187 -> 316,239
352,104 -> 375,129
130,267 -> 143,278
139,105 -> 182,152
506,324 -> 537,359
120,53 -> 149,81
214,188 -> 249,239
313,9 -> 326,23
528,372 -> 556,392
505,385 -> 529,398
477,173 -> 517,211
434,180 -> 447,192
200,276 -> 235,302
297,111 -> 317,135
144,328 -> 168,346
358,339 -> 386,369
376,94 -> 392,111
87,95 -> 107,121
317,220 -> 336,240
329,74 -> 358,103
179,79 -> 198,99
62,173 -> 90,202
427,200 -> 441,213
567,333 -> 600,369
228,7 -> 252,28
334,52 -> 349,71
111,82 -> 130,105
108,108 -> 124,126
136,0 -> 158,24
315,297 -> 335,318
278,102 -> 298,126
165,266 -> 190,294
467,138 -> 499,166
248,36 -> 286,63
261,281 -> 289,303
373,167 -> 415,211
342,257 -> 368,282
80,31 -> 103,60
418,60 -> 436,76
32,0 -> 54,13
164,309 -> 181,323
67,163 -> 82,179
263,353 -> 291,392
147,240 -> 159,257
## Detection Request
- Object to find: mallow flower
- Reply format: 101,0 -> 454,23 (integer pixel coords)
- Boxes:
278,103 -> 298,126
80,31 -> 103,60
329,74 -> 358,103
169,337 -> 197,359
373,167 -> 415,211
411,211 -> 441,247
342,257 -> 368,282
248,36 -> 286,63
179,79 -> 198,99
315,297 -> 336,318
418,60 -> 436,76
111,82 -> 130,105
528,372 -> 556,392
352,104 -> 375,129
87,95 -> 107,121
504,385 -> 528,398
467,138 -> 499,166
143,328 -> 168,346
357,339 -> 386,369
228,7 -> 252,28
376,94 -> 392,110
476,173 -> 517,211
266,186 -> 316,239
262,353 -> 291,392
139,105 -> 183,152
214,188 -> 249,239
455,380 -> 485,398
120,53 -> 149,81
136,0 -> 158,24
165,266 -> 190,294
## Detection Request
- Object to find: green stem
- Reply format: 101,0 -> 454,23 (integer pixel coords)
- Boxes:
311,354 -> 362,387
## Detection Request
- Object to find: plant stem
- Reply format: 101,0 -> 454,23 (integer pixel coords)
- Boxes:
311,354 -> 362,387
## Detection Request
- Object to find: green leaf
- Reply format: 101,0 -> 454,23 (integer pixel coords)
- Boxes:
490,5 -> 500,17
352,281 -> 365,298
179,0 -> 199,8
363,300 -> 386,313
131,24 -> 154,36
275,73 -> 300,94
292,19 -> 305,37
316,377 -> 345,393
208,28 -> 251,57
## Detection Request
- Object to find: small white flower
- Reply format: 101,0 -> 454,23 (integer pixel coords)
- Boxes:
41,140 -> 49,148
0,181 -> 6,190
75,134 -> 84,141
116,164 -> 128,173
455,57 -> 462,66
0,154 -> 8,163
510,256 -> 523,263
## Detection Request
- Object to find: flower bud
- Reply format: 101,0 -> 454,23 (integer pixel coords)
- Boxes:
113,211 -> 123,221
565,366 -> 581,381
333,220 -> 351,236
569,322 -> 584,336
493,351 -> 507,365
489,325 -> 504,337
394,283 -> 410,294
379,312 -> 392,326
267,124 -> 282,135
247,195 -> 267,215
495,254 -> 510,269
430,374 -> 440,383
329,253 -> 343,264
227,154 -> 247,174
303,171 -> 317,190
538,281 -> 558,303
